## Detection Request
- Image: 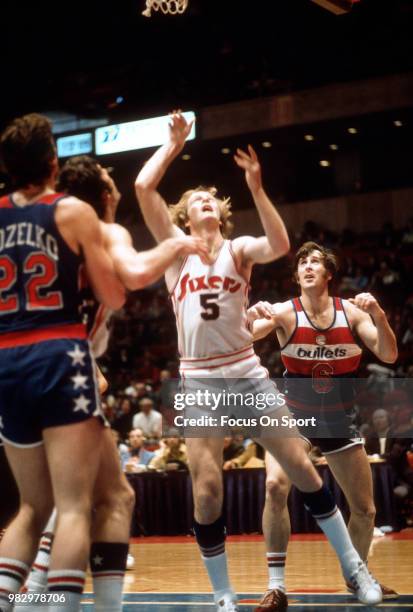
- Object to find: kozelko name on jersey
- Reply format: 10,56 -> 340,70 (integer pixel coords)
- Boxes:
0,222 -> 59,261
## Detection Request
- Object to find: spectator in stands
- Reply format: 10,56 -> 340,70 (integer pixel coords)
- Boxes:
401,316 -> 413,346
132,397 -> 162,440
401,218 -> 413,252
112,396 -> 137,441
122,428 -> 155,473
150,434 -> 188,471
110,429 -> 129,464
223,441 -> 265,469
370,259 -> 402,307
222,436 -> 244,464
365,408 -> 394,456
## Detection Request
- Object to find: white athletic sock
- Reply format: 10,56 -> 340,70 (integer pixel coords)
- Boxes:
26,510 -> 57,592
315,508 -> 361,577
92,575 -> 124,612
0,558 -> 29,611
266,552 -> 286,591
90,541 -> 128,611
47,569 -> 85,612
201,551 -> 234,602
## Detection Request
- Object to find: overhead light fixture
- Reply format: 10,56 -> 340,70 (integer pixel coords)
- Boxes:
182,154 -> 191,160
347,127 -> 358,134
319,160 -> 331,167
304,134 -> 315,141
261,141 -> 272,148
221,147 -> 231,154
329,144 -> 339,151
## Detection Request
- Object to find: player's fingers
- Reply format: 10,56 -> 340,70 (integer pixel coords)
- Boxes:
248,144 -> 258,160
233,155 -> 248,168
235,148 -> 250,160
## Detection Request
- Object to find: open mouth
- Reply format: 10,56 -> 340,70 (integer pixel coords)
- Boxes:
202,204 -> 213,212
304,275 -> 315,280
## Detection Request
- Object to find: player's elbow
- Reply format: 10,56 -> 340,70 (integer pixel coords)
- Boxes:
108,290 -> 126,311
279,233 -> 290,257
269,234 -> 290,261
382,348 -> 398,364
135,176 -> 153,195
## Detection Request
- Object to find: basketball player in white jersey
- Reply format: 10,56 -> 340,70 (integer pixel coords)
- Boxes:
135,112 -> 382,611
20,155 -> 209,612
248,241 -> 398,611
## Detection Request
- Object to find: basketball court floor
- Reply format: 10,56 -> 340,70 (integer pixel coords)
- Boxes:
82,532 -> 413,610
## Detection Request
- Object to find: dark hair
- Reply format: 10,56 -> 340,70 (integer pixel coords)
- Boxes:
57,155 -> 108,219
0,113 -> 56,188
293,241 -> 338,280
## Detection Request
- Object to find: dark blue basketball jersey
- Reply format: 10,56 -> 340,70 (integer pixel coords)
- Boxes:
0,193 -> 84,334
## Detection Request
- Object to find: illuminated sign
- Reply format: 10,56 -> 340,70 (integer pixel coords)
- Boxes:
95,111 -> 196,156
57,133 -> 93,158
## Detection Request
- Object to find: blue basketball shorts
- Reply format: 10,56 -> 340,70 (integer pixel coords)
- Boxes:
0,337 -> 102,447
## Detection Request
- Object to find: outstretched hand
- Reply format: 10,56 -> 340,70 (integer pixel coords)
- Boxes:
348,292 -> 383,317
176,236 -> 212,264
168,110 -> 194,151
247,300 -> 275,324
234,145 -> 262,194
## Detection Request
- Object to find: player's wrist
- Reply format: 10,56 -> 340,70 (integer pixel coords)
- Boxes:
168,140 -> 185,155
250,184 -> 264,199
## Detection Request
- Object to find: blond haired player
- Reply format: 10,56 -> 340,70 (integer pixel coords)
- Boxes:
135,112 -> 382,611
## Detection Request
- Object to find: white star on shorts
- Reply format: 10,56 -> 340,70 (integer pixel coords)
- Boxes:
73,395 -> 91,414
71,371 -> 88,390
67,344 -> 86,367
93,554 -> 103,566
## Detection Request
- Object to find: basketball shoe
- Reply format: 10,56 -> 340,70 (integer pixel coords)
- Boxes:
216,593 -> 239,611
255,588 -> 288,611
346,561 -> 382,605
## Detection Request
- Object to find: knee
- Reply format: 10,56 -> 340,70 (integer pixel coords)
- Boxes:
19,501 -> 54,537
94,478 -> 135,520
350,501 -> 376,524
119,480 -> 136,517
193,477 -> 222,520
265,477 -> 289,510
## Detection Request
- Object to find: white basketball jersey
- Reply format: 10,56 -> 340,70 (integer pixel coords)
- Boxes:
171,240 -> 252,360
89,304 -> 112,358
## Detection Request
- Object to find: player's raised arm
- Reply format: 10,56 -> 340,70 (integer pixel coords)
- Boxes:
347,293 -> 398,363
233,145 -> 290,265
57,198 -> 125,310
106,224 -> 209,290
135,111 -> 193,243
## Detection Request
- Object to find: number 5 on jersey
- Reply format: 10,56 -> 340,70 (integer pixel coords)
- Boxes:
200,293 -> 220,320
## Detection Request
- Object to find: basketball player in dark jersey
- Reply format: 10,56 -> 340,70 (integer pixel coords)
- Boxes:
20,154 -> 208,612
0,114 -> 125,612
248,241 -> 398,611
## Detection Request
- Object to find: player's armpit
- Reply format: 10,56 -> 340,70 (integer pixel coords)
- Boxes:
234,235 -> 282,265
